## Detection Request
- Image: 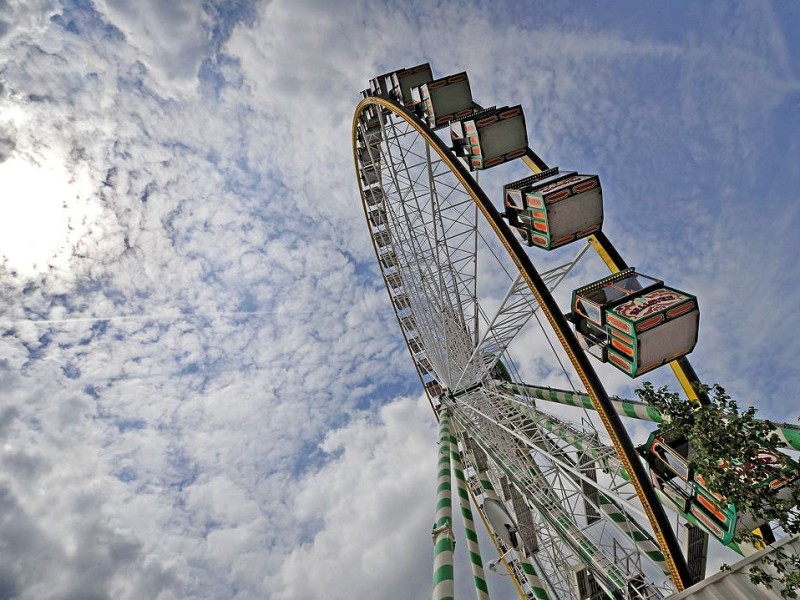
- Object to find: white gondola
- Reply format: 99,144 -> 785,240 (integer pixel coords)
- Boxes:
380,250 -> 397,270
358,114 -> 382,147
411,72 -> 476,129
364,187 -> 384,208
424,380 -> 444,397
368,205 -> 386,229
360,165 -> 380,186
451,106 -> 527,170
503,167 -> 603,250
400,314 -> 416,331
393,294 -> 411,311
386,272 -> 403,290
408,336 -> 423,354
417,356 -> 432,374
370,63 -> 433,106
359,145 -> 380,169
387,63 -> 433,105
570,269 -> 699,377
373,229 -> 391,248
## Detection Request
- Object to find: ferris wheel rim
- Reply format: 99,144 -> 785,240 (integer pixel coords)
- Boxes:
352,94 -> 693,592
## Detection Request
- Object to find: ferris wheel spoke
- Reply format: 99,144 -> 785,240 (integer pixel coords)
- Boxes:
426,146 -> 472,331
376,115 -> 481,385
447,400 -> 655,598
378,184 -> 451,377
498,398 -> 672,573
380,125 -> 444,294
465,394 -> 664,544
453,245 -> 589,392
456,422 -> 577,598
454,396 -> 668,597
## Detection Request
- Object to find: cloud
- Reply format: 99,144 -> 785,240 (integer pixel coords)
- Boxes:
0,369 -> 182,599
0,2 -> 416,596
92,0 -> 210,85
268,394 -> 437,599
0,0 -> 57,44
0,0 -> 798,598
0,126 -> 15,163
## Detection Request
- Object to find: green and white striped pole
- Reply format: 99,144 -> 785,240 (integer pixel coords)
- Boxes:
448,432 -> 490,600
506,398 -> 669,569
596,494 -> 670,577
505,397 -> 700,572
465,435 -> 552,600
500,381 -> 663,423
457,411 -> 629,595
500,381 -> 800,451
433,411 -> 456,600
518,556 -> 550,600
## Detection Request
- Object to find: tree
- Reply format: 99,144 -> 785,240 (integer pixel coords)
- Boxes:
635,382 -> 800,597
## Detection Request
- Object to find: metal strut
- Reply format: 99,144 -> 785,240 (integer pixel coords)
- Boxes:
499,380 -> 800,452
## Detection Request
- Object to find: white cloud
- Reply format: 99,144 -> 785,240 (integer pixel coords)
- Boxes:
92,0 -> 210,87
0,0 -> 798,598
0,0 -> 57,45
268,394 -> 437,600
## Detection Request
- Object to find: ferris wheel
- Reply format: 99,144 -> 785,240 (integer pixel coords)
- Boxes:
352,65 -> 800,600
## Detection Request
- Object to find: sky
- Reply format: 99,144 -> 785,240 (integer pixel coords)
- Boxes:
0,0 -> 799,598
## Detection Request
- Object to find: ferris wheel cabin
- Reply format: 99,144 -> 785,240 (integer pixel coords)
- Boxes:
357,112 -> 382,147
640,430 -> 738,545
569,268 -> 699,377
367,63 -> 434,106
503,167 -> 604,250
410,71 -> 477,129
639,428 -> 800,547
450,106 -> 528,170
357,125 -> 383,190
